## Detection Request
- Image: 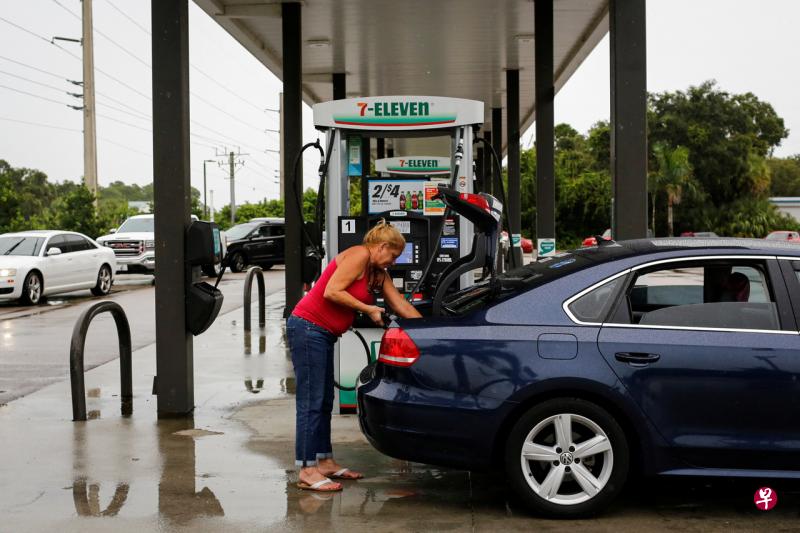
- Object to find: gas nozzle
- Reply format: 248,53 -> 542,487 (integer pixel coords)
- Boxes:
380,312 -> 397,329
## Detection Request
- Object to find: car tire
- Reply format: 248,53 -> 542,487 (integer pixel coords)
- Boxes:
91,265 -> 113,296
20,271 -> 43,305
229,252 -> 246,273
504,398 -> 629,518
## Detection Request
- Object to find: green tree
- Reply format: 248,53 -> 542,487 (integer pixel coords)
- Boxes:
649,143 -> 696,236
768,155 -> 800,196
55,185 -> 103,237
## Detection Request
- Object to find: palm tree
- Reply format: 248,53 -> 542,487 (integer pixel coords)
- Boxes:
651,143 -> 696,237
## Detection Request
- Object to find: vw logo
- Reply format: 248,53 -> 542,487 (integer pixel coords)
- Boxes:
559,452 -> 574,465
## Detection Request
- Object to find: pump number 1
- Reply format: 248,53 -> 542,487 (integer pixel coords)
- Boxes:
341,219 -> 356,233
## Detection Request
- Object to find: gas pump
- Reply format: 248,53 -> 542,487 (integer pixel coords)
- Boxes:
312,96 -> 488,412
185,220 -> 225,335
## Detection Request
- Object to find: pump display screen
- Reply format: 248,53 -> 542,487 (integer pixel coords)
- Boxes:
395,242 -> 415,265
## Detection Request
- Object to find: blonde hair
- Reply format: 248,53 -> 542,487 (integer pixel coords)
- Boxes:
363,219 -> 405,250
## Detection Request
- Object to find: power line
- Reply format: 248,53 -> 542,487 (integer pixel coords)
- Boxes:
0,15 -> 83,62
102,0 -> 272,117
0,69 -> 71,94
52,0 -> 151,70
0,54 -> 72,81
1,16 -> 279,174
0,15 -> 150,101
53,0 -> 269,133
0,60 -> 151,121
0,116 -> 152,159
0,84 -> 75,108
0,116 -> 80,133
104,0 -> 149,35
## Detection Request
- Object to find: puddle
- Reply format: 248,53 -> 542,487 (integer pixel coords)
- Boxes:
172,429 -> 224,437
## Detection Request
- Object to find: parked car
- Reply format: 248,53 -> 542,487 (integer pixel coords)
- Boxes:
0,231 -> 116,305
359,237 -> 800,517
96,214 -> 223,277
582,228 -> 612,247
765,230 -> 800,242
224,218 -> 285,272
680,231 -> 719,238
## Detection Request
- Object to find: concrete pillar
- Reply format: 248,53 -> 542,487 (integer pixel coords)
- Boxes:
151,0 -> 193,415
332,72 -> 346,100
506,69 -> 522,266
535,0 -> 555,250
610,0 -> 648,239
361,136 -> 371,214
476,147 -> 485,194
282,2 -> 303,315
377,138 -> 385,160
483,130 -> 493,196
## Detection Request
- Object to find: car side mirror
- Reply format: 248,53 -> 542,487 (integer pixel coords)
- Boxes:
109,228 -> 117,234
47,247 -> 62,256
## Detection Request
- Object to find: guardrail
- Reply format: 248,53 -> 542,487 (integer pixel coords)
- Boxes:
243,266 -> 266,332
70,301 -> 132,421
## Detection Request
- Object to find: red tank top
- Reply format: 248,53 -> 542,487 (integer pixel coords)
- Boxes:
292,257 -> 374,336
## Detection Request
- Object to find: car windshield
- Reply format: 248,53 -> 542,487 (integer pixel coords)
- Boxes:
226,223 -> 258,240
443,245 -> 635,315
0,236 -> 45,256
117,218 -> 154,233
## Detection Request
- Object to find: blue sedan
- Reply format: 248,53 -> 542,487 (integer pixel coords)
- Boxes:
358,238 -> 800,517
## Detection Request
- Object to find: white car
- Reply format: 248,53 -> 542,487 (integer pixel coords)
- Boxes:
0,231 -> 116,305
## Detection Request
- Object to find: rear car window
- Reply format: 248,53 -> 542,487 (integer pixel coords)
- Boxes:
612,260 -> 779,331
567,276 -> 625,323
443,249 -> 621,315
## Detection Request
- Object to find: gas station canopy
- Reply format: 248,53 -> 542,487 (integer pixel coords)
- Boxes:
194,0 -> 608,148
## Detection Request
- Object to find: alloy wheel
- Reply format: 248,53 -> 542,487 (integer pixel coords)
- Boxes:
99,267 -> 112,293
27,274 -> 42,304
519,413 -> 614,506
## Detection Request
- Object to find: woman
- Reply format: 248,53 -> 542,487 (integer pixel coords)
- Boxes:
287,220 -> 422,492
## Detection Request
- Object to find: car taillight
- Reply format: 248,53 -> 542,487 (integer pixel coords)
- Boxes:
459,193 -> 490,214
378,328 -> 420,367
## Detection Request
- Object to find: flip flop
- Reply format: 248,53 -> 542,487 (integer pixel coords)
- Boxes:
296,477 -> 342,492
329,468 -> 364,480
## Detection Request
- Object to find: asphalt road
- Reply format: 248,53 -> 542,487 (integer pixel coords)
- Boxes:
0,267 -> 286,405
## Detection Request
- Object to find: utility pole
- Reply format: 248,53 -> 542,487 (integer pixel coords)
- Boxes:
210,190 -> 215,222
55,1 -> 98,205
82,0 -> 98,203
215,147 -> 247,224
202,159 -> 215,219
228,152 -> 236,223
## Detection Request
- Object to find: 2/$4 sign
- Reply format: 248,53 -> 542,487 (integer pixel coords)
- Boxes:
312,96 -> 484,130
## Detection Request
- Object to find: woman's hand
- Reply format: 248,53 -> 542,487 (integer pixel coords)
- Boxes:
366,305 -> 385,326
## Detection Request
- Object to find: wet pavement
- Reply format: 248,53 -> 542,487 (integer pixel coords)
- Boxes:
0,269 -> 285,405
3,289 -> 800,531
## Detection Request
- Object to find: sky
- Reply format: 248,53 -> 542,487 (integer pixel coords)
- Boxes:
1,0 -> 799,213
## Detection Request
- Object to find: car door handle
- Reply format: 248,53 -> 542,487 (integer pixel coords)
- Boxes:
266,240 -> 274,244
615,352 -> 660,364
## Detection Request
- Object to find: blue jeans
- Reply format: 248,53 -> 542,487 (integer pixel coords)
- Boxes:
286,315 -> 337,467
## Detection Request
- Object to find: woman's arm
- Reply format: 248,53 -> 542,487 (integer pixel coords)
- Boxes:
381,272 -> 423,319
324,247 -> 383,324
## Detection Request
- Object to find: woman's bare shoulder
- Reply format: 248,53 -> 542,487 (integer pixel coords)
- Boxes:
337,245 -> 369,265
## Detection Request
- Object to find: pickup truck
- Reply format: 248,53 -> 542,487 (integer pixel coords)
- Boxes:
96,214 -> 223,277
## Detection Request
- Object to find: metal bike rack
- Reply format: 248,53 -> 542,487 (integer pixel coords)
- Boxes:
70,301 -> 132,421
243,266 -> 265,332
